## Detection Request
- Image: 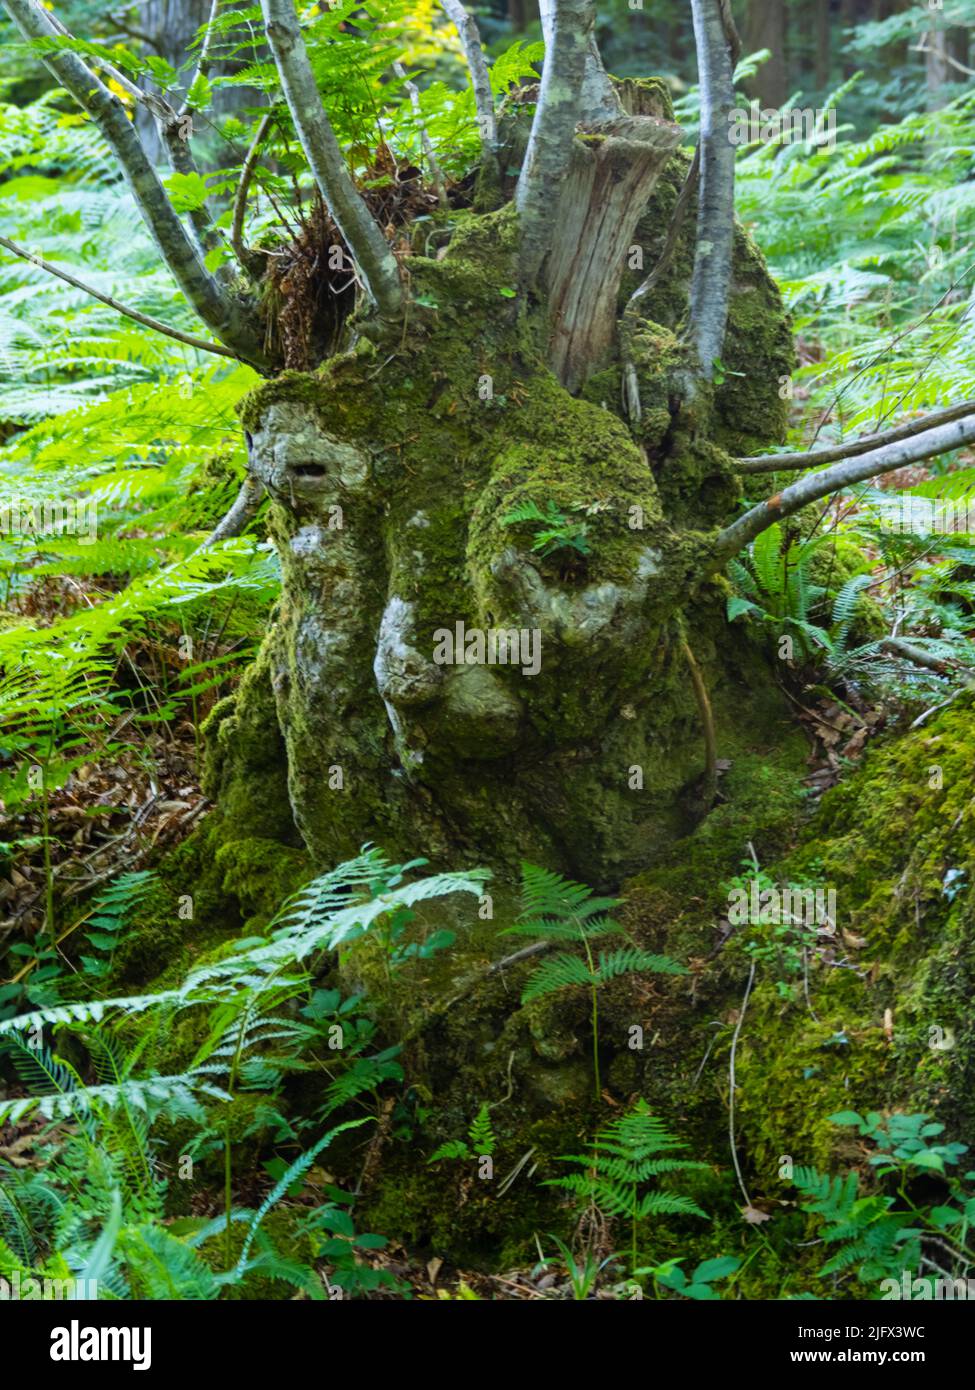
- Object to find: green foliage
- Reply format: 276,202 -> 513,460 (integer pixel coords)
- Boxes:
300,1189 -> 406,1296
0,850 -> 482,1298
536,1234 -> 616,1300
500,499 -> 591,560
724,857 -> 832,1005
503,865 -> 685,1099
79,870 -> 157,981
546,1101 -> 709,1275
727,525 -> 835,660
793,1111 -> 975,1289
428,1100 -> 496,1163
635,1254 -> 741,1301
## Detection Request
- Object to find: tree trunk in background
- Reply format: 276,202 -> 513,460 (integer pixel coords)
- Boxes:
134,0 -> 255,160
948,25 -> 970,73
745,0 -> 788,109
877,0 -> 910,83
815,0 -> 831,89
926,26 -> 950,111
839,0 -> 861,77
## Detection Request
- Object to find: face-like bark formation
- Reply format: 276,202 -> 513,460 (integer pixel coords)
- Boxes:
213,126 -> 795,884
243,372 -> 687,879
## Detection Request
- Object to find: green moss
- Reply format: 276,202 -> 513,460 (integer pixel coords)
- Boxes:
724,693 -> 975,1185
197,1207 -> 317,1300
623,153 -> 796,459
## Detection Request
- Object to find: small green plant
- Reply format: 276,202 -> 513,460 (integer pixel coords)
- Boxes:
724,858 -> 827,1003
301,1193 -> 405,1296
793,1111 -> 975,1290
427,1101 -> 496,1163
536,1234 -> 617,1300
80,870 -> 158,982
546,1100 -> 709,1274
500,499 -> 591,560
503,866 -> 687,1100
634,1254 -> 741,1300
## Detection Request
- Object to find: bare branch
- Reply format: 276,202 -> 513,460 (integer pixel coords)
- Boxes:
737,397 -> 975,473
2,0 -> 265,366
260,0 -> 402,317
393,61 -> 448,209
711,413 -> 975,569
0,234 -> 241,360
200,476 -> 265,549
179,0 -> 221,118
686,0 -> 737,384
880,637 -> 964,677
515,0 -> 594,287
231,112 -> 274,269
439,0 -> 500,170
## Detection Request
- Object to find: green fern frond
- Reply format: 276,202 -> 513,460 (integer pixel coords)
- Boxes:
520,952 -> 593,1003
595,948 -> 688,982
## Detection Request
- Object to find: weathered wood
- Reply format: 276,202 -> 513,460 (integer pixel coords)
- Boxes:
545,112 -> 681,392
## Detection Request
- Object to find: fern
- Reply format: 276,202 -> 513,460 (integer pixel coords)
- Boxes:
504,865 -> 686,1100
547,1101 -> 709,1274
232,1117 -> 370,1278
427,1101 -> 496,1164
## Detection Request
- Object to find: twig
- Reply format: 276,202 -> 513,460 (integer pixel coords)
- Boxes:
179,0 -> 221,118
737,395 -> 975,474
231,112 -> 273,268
393,61 -> 448,209
680,633 -> 718,809
0,234 -> 241,360
729,959 -> 756,1210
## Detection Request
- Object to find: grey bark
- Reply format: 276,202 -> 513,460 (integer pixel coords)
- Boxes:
260,0 -> 403,318
686,0 -> 737,385
515,0 -> 595,288
712,414 -> 975,568
537,0 -> 621,123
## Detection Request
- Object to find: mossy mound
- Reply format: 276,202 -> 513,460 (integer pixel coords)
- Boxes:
725,693 -> 975,1190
